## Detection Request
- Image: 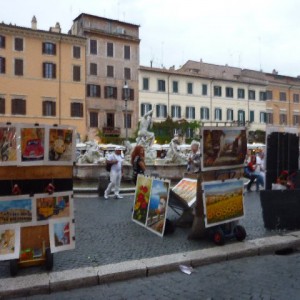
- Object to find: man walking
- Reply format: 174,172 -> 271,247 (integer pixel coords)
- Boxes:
104,146 -> 124,199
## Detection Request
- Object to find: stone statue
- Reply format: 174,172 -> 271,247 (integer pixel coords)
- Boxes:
136,110 -> 155,147
165,134 -> 187,164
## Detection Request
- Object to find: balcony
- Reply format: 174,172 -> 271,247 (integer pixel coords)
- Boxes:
102,127 -> 121,136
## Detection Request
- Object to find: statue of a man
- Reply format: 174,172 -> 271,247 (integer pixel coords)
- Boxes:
137,110 -> 155,146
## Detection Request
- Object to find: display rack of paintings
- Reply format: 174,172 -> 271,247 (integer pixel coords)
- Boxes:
132,174 -> 170,237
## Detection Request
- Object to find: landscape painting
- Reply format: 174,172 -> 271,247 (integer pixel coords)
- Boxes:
0,196 -> 33,225
171,178 -> 197,207
201,127 -> 247,171
47,127 -> 75,164
146,178 -> 170,237
0,225 -> 20,260
202,179 -> 244,227
0,125 -> 18,165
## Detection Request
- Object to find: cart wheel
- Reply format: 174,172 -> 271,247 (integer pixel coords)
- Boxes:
10,259 -> 18,277
234,225 -> 247,241
45,248 -> 54,271
213,229 -> 225,246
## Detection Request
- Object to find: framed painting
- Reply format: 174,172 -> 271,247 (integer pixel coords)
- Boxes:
0,124 -> 18,166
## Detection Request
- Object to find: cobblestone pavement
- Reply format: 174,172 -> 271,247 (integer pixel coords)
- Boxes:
17,251 -> 300,299
0,190 -> 283,279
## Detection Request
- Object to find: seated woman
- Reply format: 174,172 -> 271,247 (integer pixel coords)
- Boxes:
245,155 -> 264,192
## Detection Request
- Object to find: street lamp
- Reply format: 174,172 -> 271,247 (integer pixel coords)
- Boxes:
123,82 -> 129,140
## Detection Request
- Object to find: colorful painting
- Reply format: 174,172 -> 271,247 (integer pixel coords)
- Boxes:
20,126 -> 45,164
146,179 -> 170,237
0,225 -> 20,260
202,179 -> 244,227
49,218 -> 75,253
0,196 -> 33,225
172,178 -> 197,207
35,192 -> 73,223
47,127 -> 75,164
0,125 -> 18,165
132,175 -> 152,225
201,127 -> 247,171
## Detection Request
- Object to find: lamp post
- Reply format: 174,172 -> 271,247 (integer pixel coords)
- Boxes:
124,82 -> 129,141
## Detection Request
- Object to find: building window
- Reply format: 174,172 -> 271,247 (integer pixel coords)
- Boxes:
173,81 -> 178,93
187,83 -> 193,94
15,59 -> 23,76
71,102 -> 83,117
0,98 -> 5,114
214,86 -> 222,97
186,106 -> 195,119
293,94 -> 300,103
186,128 -> 194,139
141,103 -> 152,116
87,84 -> 101,97
238,88 -> 245,99
73,65 -> 81,81
280,92 -> 286,101
124,113 -> 132,129
124,45 -> 130,60
259,91 -> 266,101
14,38 -> 23,51
226,109 -> 233,121
0,57 -> 5,74
107,65 -> 114,77
156,104 -> 167,118
293,115 -> 300,126
90,39 -> 97,55
12,98 -> 26,115
122,88 -> 134,100
0,35 -> 5,48
43,62 -> 56,79
90,63 -> 97,76
73,46 -> 81,59
238,110 -> 245,124
248,90 -> 255,100
104,86 -> 117,99
90,112 -> 98,127
107,42 -> 114,57
42,42 -> 56,55
107,113 -> 114,127
42,100 -> 56,116
200,107 -> 209,120
250,110 -> 254,123
143,78 -> 149,90
215,108 -> 222,121
226,87 -> 233,98
124,68 -> 131,80
171,105 -> 181,118
260,112 -> 266,123
266,112 -> 273,124
158,80 -> 166,92
280,113 -> 287,124
202,84 -> 207,96
266,90 -> 273,100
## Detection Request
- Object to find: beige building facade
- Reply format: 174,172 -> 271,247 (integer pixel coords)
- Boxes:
0,19 -> 87,139
71,13 -> 140,141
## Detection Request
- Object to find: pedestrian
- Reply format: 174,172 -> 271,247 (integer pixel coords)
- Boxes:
246,155 -> 264,192
131,145 -> 146,184
187,140 -> 201,173
104,146 -> 124,199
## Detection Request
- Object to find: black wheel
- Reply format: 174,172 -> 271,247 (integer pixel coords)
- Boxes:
234,225 -> 247,241
45,248 -> 54,271
10,259 -> 18,277
213,228 -> 225,246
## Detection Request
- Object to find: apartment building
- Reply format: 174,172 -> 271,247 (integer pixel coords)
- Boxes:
0,18 -> 86,139
71,13 -> 140,140
139,60 -> 268,138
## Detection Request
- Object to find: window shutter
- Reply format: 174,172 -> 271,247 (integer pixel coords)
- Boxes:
130,89 -> 134,100
141,104 -> 145,116
53,64 -> 56,78
53,102 -> 56,116
171,106 -> 174,118
113,87 -> 117,99
104,87 -> 108,98
97,85 -> 100,97
185,107 -> 188,118
163,105 -> 167,117
192,107 -> 195,119
179,107 -> 181,118
156,105 -> 159,117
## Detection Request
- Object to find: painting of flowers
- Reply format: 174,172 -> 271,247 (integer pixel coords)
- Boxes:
203,179 -> 244,227
132,175 -> 152,225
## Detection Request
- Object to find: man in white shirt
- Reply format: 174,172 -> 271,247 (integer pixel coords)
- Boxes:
104,147 -> 124,199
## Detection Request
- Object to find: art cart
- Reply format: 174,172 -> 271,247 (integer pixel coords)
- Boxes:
0,123 -> 76,276
170,125 -> 247,245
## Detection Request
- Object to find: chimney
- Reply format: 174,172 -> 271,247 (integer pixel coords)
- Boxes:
50,22 -> 61,33
272,69 -> 278,75
31,16 -> 37,30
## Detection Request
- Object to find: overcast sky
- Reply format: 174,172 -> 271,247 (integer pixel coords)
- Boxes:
2,0 -> 300,76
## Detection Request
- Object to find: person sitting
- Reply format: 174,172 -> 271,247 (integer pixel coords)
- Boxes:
245,155 -> 264,192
